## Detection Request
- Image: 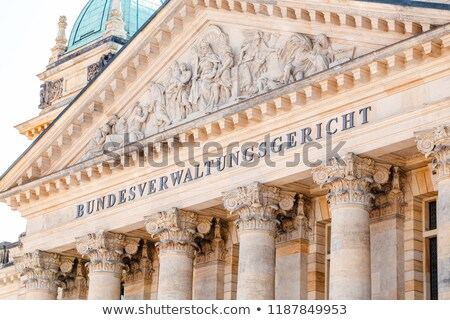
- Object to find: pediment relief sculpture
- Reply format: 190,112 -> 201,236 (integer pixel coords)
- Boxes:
80,25 -> 354,162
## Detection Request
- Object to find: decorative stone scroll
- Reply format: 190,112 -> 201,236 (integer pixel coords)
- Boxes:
123,241 -> 153,284
416,124 -> 450,183
56,257 -> 89,300
14,250 -> 61,292
370,167 -> 406,220
195,218 -> 227,265
39,78 -> 64,110
312,153 -> 391,209
80,24 -> 354,162
75,231 -> 137,273
276,194 -> 312,244
145,208 -> 212,258
222,182 -> 296,235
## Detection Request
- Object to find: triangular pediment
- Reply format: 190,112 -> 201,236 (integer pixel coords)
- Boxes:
1,0 -> 449,206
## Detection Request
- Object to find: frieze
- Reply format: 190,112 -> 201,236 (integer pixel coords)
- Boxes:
80,24 -> 354,161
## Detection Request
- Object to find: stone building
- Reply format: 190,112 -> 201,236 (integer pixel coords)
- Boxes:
0,0 -> 450,300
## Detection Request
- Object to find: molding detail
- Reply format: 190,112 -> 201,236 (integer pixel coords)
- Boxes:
79,25 -> 350,162
416,124 -> 450,183
123,241 -> 153,284
195,218 -> 227,265
87,53 -> 115,82
370,167 -> 407,220
276,194 -> 312,244
57,258 -> 89,300
14,250 -> 61,292
145,208 -> 210,258
39,78 -> 64,110
312,153 -> 391,209
222,182 -> 296,235
75,231 -> 126,274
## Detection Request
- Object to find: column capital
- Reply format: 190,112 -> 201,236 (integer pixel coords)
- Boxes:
222,182 -> 296,234
56,257 -> 89,300
75,231 -> 132,273
14,250 -> 61,292
370,167 -> 407,221
312,153 -> 391,209
276,194 -> 312,244
415,124 -> 450,183
145,208 -> 209,258
123,241 -> 153,284
195,218 -> 227,265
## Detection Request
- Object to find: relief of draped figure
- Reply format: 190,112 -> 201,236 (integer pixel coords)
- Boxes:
189,26 -> 235,114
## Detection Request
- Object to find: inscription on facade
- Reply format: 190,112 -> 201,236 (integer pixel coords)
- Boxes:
75,106 -> 371,218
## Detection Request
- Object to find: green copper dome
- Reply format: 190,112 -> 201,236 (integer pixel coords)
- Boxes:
67,0 -> 165,52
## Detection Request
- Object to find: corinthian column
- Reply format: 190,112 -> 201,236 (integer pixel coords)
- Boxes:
312,153 -> 390,300
145,208 -> 206,300
14,251 -> 61,300
416,125 -> 450,300
223,182 -> 296,300
76,231 -> 138,300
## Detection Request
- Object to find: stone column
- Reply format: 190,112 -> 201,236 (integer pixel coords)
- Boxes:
145,208 -> 209,300
416,125 -> 450,300
76,231 -> 139,300
14,251 -> 61,300
275,195 -> 311,300
370,167 -> 405,299
194,218 -> 227,300
123,241 -> 153,300
312,153 -> 390,300
223,182 -> 296,300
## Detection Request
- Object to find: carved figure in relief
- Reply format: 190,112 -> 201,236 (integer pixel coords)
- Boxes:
278,34 -> 314,84
189,40 -> 222,113
216,40 -> 234,102
128,103 -> 149,143
238,31 -> 279,96
82,129 -> 106,160
166,62 -> 193,120
309,34 -> 334,75
146,83 -> 172,134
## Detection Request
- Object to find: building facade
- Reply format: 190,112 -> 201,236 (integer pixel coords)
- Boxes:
1,0 -> 450,300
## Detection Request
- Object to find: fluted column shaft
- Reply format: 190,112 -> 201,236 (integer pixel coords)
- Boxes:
313,153 -> 390,300
223,182 -> 295,300
416,126 -> 450,299
145,208 -> 203,300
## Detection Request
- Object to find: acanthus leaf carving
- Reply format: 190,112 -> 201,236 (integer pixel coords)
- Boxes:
195,218 -> 227,265
75,231 -> 126,274
14,250 -> 61,292
312,153 -> 391,209
144,208 -> 210,258
222,182 -> 296,234
416,124 -> 450,183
